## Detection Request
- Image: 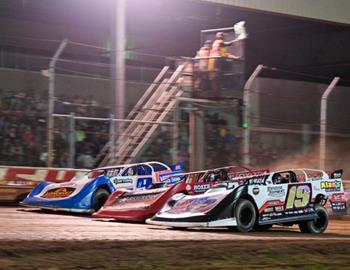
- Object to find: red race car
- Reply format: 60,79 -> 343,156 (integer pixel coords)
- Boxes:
92,165 -> 268,222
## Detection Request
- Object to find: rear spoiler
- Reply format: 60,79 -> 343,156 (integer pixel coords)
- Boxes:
330,169 -> 343,179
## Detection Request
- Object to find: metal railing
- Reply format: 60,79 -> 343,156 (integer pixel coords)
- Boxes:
52,113 -> 176,168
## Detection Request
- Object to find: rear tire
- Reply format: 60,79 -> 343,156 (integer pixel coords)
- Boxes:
235,199 -> 257,233
92,188 -> 110,212
298,205 -> 328,234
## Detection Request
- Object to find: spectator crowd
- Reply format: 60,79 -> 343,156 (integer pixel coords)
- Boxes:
0,90 -> 110,168
1,90 -> 243,170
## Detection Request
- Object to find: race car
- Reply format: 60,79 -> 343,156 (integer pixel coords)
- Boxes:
21,161 -> 184,213
92,165 -> 267,222
0,167 -> 89,204
147,168 -> 345,234
0,179 -> 37,203
328,188 -> 348,215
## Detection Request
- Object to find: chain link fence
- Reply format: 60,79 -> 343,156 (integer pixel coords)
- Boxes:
248,68 -> 350,179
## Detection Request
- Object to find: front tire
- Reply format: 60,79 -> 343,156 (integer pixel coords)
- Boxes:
298,205 -> 328,234
235,199 -> 257,233
170,227 -> 188,231
92,188 -> 110,212
254,224 -> 273,232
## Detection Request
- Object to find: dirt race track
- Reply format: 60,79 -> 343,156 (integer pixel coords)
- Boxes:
1,207 -> 350,269
1,206 -> 350,241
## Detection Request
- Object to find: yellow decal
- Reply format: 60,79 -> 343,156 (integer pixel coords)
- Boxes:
42,188 -> 75,199
285,185 -> 311,210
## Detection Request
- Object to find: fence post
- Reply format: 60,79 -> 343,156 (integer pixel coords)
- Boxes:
242,64 -> 264,165
319,77 -> 340,169
47,39 -> 68,167
68,113 -> 75,168
302,123 -> 311,155
109,114 -> 116,165
172,99 -> 179,165
189,109 -> 196,171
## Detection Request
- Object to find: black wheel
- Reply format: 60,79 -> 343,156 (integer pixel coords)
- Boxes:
235,199 -> 257,233
227,226 -> 238,232
254,224 -> 273,232
16,193 -> 30,203
170,227 -> 188,231
92,188 -> 110,212
299,222 -> 309,233
298,205 -> 329,234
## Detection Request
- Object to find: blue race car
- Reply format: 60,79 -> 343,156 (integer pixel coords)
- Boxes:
21,161 -> 184,213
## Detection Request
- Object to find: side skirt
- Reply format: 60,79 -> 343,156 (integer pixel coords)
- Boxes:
21,204 -> 94,213
146,217 -> 237,228
259,213 -> 317,226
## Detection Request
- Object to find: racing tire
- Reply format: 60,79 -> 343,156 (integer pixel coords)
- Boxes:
235,199 -> 257,233
298,205 -> 328,234
170,227 -> 188,231
92,188 -> 110,212
254,224 -> 273,232
16,193 -> 30,203
227,226 -> 238,232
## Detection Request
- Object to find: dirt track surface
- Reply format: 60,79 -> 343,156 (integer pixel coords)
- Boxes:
1,240 -> 350,270
1,206 -> 350,241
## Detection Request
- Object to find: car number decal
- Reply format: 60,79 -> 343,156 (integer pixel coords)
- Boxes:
285,184 -> 311,210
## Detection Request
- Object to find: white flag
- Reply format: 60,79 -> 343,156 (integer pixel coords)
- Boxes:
234,21 -> 248,40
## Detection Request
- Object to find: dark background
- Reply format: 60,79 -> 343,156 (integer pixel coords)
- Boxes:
0,0 -> 350,84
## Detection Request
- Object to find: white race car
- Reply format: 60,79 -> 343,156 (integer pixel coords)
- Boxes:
147,168 -> 344,234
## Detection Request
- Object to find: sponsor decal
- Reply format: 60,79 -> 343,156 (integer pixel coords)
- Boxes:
267,186 -> 286,198
245,176 -> 267,185
193,184 -> 211,193
264,207 -> 273,213
5,180 -> 36,186
186,184 -> 192,192
113,178 -> 133,185
331,202 -> 347,212
164,176 -> 182,184
332,172 -> 342,179
42,187 -> 75,199
252,187 -> 260,195
321,181 -> 342,192
331,193 -> 346,202
167,194 -> 225,214
232,169 -> 269,179
265,200 -> 283,207
274,206 -> 284,212
261,206 -> 315,221
115,192 -> 163,205
306,172 -> 323,180
105,168 -> 123,177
